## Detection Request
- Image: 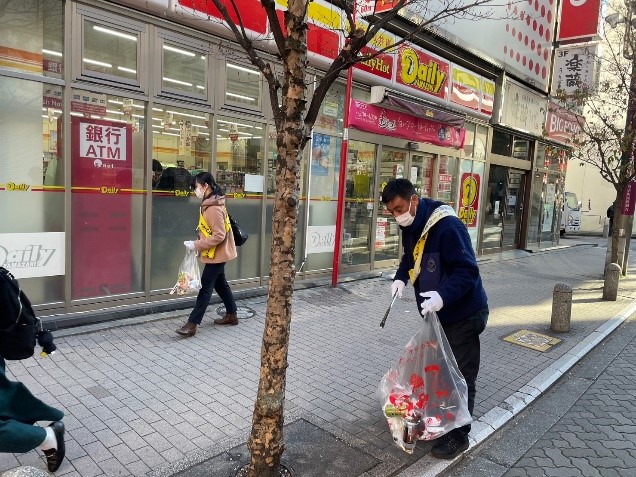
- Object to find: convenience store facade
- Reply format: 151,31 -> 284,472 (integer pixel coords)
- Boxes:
0,0 -> 569,319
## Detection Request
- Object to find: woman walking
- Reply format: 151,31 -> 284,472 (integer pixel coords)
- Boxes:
176,172 -> 238,337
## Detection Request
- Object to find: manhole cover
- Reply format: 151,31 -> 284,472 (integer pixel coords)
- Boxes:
215,305 -> 255,319
503,329 -> 561,352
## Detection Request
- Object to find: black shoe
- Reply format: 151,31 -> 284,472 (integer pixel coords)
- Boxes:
43,421 -> 65,472
431,432 -> 469,460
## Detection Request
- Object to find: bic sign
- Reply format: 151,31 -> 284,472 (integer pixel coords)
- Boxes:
558,0 -> 601,41
79,122 -> 127,161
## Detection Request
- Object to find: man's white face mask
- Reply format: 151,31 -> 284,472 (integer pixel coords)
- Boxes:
395,195 -> 416,227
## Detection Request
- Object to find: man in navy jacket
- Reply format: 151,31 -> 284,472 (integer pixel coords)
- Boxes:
382,178 -> 488,460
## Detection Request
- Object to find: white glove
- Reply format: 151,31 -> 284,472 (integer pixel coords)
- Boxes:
420,291 -> 443,316
391,280 -> 405,298
184,240 -> 196,251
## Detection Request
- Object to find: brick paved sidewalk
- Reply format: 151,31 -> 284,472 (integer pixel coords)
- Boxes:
2,238 -> 635,477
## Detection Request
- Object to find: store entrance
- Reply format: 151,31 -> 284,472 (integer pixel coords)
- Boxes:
483,165 -> 526,250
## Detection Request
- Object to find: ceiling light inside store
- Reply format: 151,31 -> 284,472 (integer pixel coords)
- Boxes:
108,100 -> 123,105
161,132 -> 180,137
118,66 -> 137,74
70,112 -> 83,117
163,77 -> 193,86
166,110 -> 207,120
83,58 -> 112,68
217,119 -> 253,129
106,109 -> 124,115
93,25 -> 137,41
42,49 -> 62,57
152,125 -> 163,128
152,108 -> 164,112
163,45 -> 195,57
227,63 -> 260,75
226,92 -> 255,101
132,114 -> 144,118
196,85 -> 205,90
198,132 -> 209,136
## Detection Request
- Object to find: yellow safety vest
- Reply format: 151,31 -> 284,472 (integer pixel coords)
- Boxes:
198,206 -> 231,259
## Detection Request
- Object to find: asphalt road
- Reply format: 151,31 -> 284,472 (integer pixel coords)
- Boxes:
442,314 -> 636,477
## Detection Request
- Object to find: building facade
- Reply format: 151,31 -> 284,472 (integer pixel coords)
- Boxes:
0,0 -> 572,321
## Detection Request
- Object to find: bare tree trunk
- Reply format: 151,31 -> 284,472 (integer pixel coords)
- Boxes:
246,2 -> 307,474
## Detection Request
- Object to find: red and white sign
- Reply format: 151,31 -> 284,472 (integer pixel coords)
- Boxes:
71,118 -> 133,299
349,100 -> 465,149
357,0 -> 401,17
177,0 -> 267,35
396,45 -> 450,100
545,102 -> 584,145
458,173 -> 480,227
558,0 -> 601,41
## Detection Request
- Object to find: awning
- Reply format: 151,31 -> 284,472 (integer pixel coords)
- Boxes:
370,88 -> 466,128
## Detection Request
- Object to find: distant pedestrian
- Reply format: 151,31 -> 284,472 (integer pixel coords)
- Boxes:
381,178 -> 488,460
176,172 -> 238,337
607,204 -> 615,235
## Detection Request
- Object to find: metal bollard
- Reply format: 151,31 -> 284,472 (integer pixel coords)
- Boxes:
603,262 -> 621,301
551,283 -> 572,333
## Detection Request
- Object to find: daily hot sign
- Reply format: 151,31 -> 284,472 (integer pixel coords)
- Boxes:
396,44 -> 449,100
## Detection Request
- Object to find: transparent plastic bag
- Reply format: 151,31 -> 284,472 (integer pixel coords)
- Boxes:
170,249 -> 202,295
379,312 -> 472,453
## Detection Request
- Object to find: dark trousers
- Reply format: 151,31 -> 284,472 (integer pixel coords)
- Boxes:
442,306 -> 488,439
188,262 -> 236,325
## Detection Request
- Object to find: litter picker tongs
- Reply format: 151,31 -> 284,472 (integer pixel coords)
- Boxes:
380,291 -> 398,328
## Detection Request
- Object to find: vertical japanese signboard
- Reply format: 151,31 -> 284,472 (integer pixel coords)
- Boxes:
71,118 -> 133,299
551,43 -> 599,97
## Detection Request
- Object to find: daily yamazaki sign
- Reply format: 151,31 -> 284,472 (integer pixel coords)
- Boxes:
396,45 -> 449,100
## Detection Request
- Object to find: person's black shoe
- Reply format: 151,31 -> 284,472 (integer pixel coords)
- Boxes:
431,432 -> 469,460
43,421 -> 65,472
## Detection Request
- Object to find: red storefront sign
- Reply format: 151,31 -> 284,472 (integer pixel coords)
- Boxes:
178,0 -> 267,34
458,173 -> 480,227
71,118 -> 133,299
275,10 -> 340,60
349,100 -> 465,149
558,0 -> 601,41
621,181 -> 636,216
355,46 -> 393,80
396,45 -> 449,100
545,102 -> 584,145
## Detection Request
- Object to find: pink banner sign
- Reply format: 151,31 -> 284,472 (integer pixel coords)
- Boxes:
349,100 -> 465,149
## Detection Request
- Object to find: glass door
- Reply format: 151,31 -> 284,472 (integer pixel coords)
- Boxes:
375,148 -> 408,263
501,170 -> 525,248
342,140 -> 377,267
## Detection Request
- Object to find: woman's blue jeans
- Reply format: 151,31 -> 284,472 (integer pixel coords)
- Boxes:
188,262 -> 236,325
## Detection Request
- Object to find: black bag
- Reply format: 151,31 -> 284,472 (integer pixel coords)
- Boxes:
229,215 -> 248,246
0,267 -> 40,360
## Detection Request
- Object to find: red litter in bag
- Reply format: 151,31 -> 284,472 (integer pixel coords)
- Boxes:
379,312 -> 472,453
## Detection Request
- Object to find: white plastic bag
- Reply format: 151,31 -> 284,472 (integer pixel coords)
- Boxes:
379,312 -> 472,453
170,249 -> 202,295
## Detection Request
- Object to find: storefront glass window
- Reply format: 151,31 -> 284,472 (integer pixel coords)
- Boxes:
162,43 -> 206,98
412,153 -> 434,198
0,76 -> 65,304
83,20 -> 138,83
304,132 -> 341,271
0,0 -> 64,79
342,140 -> 376,268
150,105 -> 211,290
376,148 -> 407,263
70,90 -> 146,299
463,123 -> 475,158
264,130 -> 307,272
215,116 -> 264,280
512,139 -> 530,160
491,130 -> 512,156
437,155 -> 458,206
315,82 -> 345,135
474,125 -> 488,162
225,62 -> 261,109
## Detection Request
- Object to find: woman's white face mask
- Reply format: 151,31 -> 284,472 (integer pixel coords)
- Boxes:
195,185 -> 206,199
395,195 -> 416,227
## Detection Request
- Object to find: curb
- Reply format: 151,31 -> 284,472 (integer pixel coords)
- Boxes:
395,299 -> 636,477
